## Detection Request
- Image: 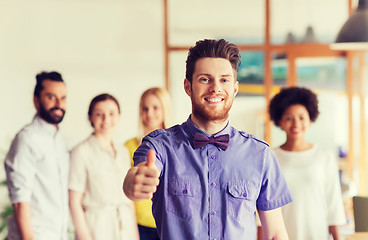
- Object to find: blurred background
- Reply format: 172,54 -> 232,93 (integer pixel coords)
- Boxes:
0,0 -> 367,238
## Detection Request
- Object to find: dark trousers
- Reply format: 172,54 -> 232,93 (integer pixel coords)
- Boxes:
138,224 -> 160,240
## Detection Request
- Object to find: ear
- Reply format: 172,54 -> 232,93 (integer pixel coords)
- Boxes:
234,80 -> 239,97
184,78 -> 192,97
33,96 -> 40,113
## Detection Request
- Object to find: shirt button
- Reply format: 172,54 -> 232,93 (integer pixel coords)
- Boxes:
182,189 -> 188,194
211,182 -> 216,187
243,193 -> 247,197
211,155 -> 215,159
211,211 -> 216,215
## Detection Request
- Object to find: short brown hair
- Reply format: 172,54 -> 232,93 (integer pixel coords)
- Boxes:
185,39 -> 241,83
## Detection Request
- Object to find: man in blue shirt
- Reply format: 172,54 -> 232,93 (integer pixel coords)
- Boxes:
124,39 -> 292,240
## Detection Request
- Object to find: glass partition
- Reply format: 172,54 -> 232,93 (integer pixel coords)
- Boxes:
297,57 -> 346,91
169,0 -> 265,46
270,0 -> 348,44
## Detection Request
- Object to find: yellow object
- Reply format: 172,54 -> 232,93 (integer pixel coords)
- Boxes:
124,138 -> 157,228
345,232 -> 368,240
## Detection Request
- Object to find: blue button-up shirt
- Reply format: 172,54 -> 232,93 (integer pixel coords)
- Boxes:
134,117 -> 292,240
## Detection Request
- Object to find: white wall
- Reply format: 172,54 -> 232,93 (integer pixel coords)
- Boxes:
0,0 -> 165,152
0,0 -> 353,170
0,0 -> 165,210
0,0 -> 354,211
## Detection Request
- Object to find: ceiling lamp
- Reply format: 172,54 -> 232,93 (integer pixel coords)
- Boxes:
331,0 -> 368,50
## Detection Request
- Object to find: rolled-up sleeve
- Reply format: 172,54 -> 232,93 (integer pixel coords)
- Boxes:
68,147 -> 87,193
4,133 -> 37,203
133,134 -> 164,173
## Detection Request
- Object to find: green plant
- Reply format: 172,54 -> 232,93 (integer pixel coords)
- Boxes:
0,180 -> 12,240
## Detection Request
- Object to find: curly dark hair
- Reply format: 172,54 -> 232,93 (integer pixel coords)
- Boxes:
185,39 -> 241,83
269,87 -> 319,127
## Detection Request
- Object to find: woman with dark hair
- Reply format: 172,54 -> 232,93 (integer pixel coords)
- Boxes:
268,87 -> 345,240
69,93 -> 139,240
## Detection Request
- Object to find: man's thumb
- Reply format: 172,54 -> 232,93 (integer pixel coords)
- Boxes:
145,149 -> 156,168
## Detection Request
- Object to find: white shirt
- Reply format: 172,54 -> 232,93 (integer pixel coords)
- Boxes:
273,145 -> 346,240
4,115 -> 70,240
69,135 -> 138,240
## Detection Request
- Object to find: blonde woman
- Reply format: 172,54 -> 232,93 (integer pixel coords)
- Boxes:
125,87 -> 171,240
69,93 -> 139,240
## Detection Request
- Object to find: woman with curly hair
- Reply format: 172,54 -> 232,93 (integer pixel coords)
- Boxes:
268,87 -> 345,240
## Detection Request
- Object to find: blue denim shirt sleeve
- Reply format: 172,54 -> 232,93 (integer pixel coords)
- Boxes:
133,129 -> 166,173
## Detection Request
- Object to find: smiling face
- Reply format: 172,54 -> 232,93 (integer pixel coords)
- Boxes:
184,57 -> 238,123
89,99 -> 120,136
279,104 -> 311,141
34,80 -> 67,126
141,93 -> 164,132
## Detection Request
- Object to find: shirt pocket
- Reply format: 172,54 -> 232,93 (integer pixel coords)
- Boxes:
166,179 -> 201,219
227,183 -> 257,221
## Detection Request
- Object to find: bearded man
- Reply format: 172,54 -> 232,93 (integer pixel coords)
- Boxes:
123,39 -> 293,240
4,71 -> 70,240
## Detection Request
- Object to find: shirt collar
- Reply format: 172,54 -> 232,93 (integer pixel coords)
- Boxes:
183,114 -> 232,139
88,134 -> 117,158
33,115 -> 59,137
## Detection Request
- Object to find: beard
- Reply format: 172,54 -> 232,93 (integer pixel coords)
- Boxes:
191,94 -> 233,122
39,104 -> 65,125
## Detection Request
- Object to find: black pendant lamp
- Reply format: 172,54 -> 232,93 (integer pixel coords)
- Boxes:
331,0 -> 368,50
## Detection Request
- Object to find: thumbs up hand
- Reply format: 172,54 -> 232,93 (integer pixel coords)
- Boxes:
123,149 -> 160,201
145,149 -> 156,168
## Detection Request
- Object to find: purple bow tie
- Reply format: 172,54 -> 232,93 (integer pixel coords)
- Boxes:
193,132 -> 230,151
